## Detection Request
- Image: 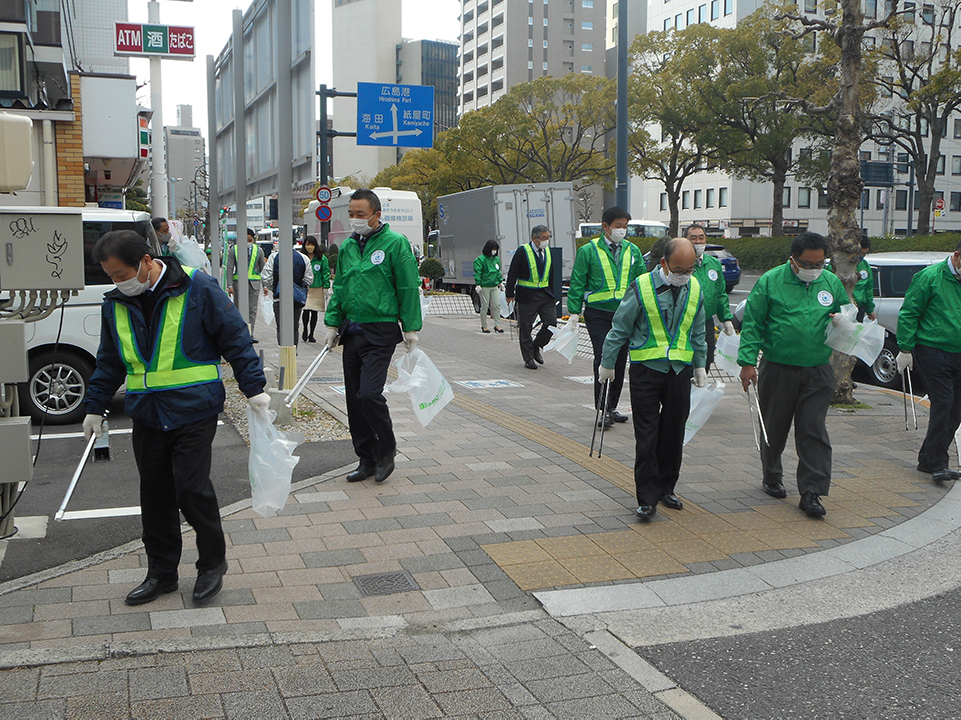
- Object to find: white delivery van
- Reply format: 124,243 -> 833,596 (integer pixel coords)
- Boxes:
20,209 -> 161,424
577,220 -> 669,240
304,187 -> 423,257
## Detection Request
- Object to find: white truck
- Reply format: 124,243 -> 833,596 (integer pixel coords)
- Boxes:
304,187 -> 424,256
434,183 -> 578,291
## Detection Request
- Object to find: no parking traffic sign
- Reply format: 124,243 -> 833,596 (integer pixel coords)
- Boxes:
315,205 -> 332,222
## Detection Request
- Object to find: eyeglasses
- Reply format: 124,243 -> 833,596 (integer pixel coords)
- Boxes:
667,263 -> 695,275
795,259 -> 826,270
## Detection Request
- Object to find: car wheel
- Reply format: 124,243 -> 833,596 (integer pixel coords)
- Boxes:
19,351 -> 94,425
869,339 -> 901,389
726,283 -> 737,294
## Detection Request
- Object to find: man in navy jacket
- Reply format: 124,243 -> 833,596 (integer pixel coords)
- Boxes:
83,230 -> 268,606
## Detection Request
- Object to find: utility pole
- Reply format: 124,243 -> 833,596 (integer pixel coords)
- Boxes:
148,0 -> 167,219
316,84 -> 357,245
615,0 -> 629,210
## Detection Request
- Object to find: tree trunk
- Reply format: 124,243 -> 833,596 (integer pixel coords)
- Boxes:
668,187 -> 681,236
914,167 -> 936,236
771,165 -> 786,237
826,0 -> 866,405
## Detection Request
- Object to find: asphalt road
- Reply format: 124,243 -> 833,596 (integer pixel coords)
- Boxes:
636,586 -> 961,719
2,398 -> 356,584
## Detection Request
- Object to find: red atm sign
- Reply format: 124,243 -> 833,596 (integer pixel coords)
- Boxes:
115,23 -> 195,59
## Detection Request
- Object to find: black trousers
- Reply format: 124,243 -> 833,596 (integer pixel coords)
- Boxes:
629,363 -> 693,506
516,290 -> 556,362
274,301 -> 304,346
704,316 -> 717,373
341,332 -> 398,468
131,415 -> 225,582
757,360 -> 834,496
585,307 -> 627,411
914,345 -> 961,472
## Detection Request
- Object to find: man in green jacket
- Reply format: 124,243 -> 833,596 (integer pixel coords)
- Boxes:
568,206 -> 644,428
324,189 -> 422,485
600,238 -> 707,520
896,242 -> 961,483
738,232 -> 844,517
685,224 -> 735,373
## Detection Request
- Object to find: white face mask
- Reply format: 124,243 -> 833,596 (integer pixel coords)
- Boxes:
116,261 -> 150,296
350,217 -> 375,236
662,265 -> 691,287
534,239 -> 549,250
693,243 -> 705,258
492,250 -> 498,256
608,228 -> 627,243
796,267 -> 823,283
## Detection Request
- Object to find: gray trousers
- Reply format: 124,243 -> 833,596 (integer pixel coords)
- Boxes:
757,359 -> 834,496
232,281 -> 260,333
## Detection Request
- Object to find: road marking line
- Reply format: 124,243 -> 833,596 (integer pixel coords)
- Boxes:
32,421 -> 224,440
55,507 -> 141,520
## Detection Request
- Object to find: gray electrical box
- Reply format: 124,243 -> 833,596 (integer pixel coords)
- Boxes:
0,321 -> 28,382
0,207 -> 84,291
0,417 -> 33,484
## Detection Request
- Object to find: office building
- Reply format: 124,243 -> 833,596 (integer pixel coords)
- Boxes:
164,105 -> 206,220
397,39 -> 459,146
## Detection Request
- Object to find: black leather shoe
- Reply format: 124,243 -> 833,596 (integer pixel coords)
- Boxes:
763,481 -> 787,499
533,348 -> 544,364
193,560 -> 228,603
661,494 -> 683,510
494,327 -> 505,334
932,470 -> 960,482
307,336 -> 317,343
374,452 -> 396,484
610,410 -> 629,423
597,412 -> 613,429
799,492 -> 826,517
482,328 -> 491,333
346,464 -> 375,483
635,504 -> 657,521
525,360 -> 538,370
125,577 -> 178,606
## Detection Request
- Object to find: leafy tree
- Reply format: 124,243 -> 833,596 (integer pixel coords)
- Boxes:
125,178 -> 150,214
866,0 -> 961,235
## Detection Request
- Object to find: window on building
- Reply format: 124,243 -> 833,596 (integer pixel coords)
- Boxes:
694,189 -> 702,208
544,18 -> 548,25
955,119 -> 961,139
682,190 -> 690,209
675,13 -> 683,26
804,0 -> 817,11
798,188 -> 812,208
881,76 -> 893,97
860,150 -> 872,161
660,193 -> 667,211
699,4 -> 707,21
783,187 -> 792,208
719,187 -> 728,207
582,43 -> 593,50
711,0 -> 719,19
544,40 -> 549,47
903,1 -> 915,21
0,33 -> 25,98
860,190 -> 870,209
528,60 -> 534,69
818,189 -> 830,208
897,153 -> 909,173
936,154 -> 945,174
895,189 -> 908,210
664,18 -> 672,30
865,0 -> 877,17
543,61 -> 548,69
529,16 -> 533,24
724,0 -> 733,13
920,117 -> 929,136
583,0 -> 594,5
687,8 -> 695,24
952,156 -> 961,175
706,188 -> 715,207
529,39 -> 534,47
877,189 -> 886,209
951,192 -> 961,213
582,21 -> 593,29
803,32 -> 817,52
581,64 -> 593,72
922,3 -> 934,23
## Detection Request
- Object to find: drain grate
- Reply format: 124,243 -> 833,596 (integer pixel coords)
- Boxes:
353,570 -> 420,597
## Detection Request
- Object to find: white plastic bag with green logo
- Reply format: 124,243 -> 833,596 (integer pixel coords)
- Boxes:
387,348 -> 454,427
246,406 -> 304,517
714,331 -> 741,376
824,304 -> 885,365
684,382 -> 725,446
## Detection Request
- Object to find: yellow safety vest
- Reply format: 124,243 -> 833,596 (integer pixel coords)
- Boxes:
629,273 -> 701,363
113,267 -> 222,393
233,244 -> 261,281
586,238 -> 632,304
516,244 -> 551,288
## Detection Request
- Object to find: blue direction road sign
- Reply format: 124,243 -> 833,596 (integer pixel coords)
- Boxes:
356,82 -> 434,148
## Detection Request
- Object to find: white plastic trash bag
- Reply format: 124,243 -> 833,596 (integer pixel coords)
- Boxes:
386,348 -> 454,427
260,294 -> 275,326
167,226 -> 212,275
420,290 -> 431,319
714,331 -> 741,376
500,289 -> 513,319
684,381 -> 725,446
824,304 -> 885,365
544,322 -> 578,363
246,406 -> 304,517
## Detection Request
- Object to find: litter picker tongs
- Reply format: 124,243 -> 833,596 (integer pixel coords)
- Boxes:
744,379 -> 769,450
902,367 -> 918,431
55,411 -> 109,522
284,344 -> 331,408
590,378 -> 610,458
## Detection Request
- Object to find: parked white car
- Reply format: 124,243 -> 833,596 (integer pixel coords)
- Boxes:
734,251 -> 950,389
19,209 -> 161,424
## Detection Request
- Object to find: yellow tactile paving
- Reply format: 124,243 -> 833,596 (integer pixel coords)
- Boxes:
591,529 -> 655,555
503,560 -> 579,591
781,522 -> 852,542
612,550 -> 689,578
823,512 -> 878,529
747,529 -> 819,551
561,554 -> 636,584
696,531 -> 771,555
659,539 -> 731,564
535,535 -> 605,560
483,540 -> 552,566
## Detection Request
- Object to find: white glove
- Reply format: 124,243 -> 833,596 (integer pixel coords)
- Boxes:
721,321 -> 735,337
248,392 -> 270,412
404,331 -> 419,353
567,314 -> 579,330
499,283 -> 505,292
598,365 -> 615,383
896,352 -> 913,372
694,368 -> 708,388
82,414 -> 104,441
830,314 -> 843,327
323,327 -> 339,350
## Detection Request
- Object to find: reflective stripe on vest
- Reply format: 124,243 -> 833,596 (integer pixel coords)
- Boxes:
516,244 -> 551,288
629,274 -> 701,363
586,238 -> 632,304
113,267 -> 222,393
233,245 -> 261,281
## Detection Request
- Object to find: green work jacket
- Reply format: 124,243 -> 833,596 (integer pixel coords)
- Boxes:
307,253 -> 330,289
325,223 -> 423,332
601,269 -> 707,374
897,258 -> 961,353
473,254 -> 503,288
828,257 -> 875,314
567,236 -> 644,315
738,262 -> 845,368
693,254 -> 733,322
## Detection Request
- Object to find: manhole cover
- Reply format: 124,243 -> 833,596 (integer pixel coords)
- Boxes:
309,377 -> 342,383
353,571 -> 420,597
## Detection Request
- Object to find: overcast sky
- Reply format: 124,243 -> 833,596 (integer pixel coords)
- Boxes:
126,0 -> 460,136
